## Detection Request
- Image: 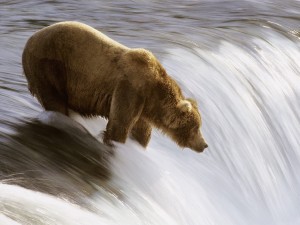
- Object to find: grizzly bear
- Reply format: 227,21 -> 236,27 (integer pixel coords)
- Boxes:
22,21 -> 208,152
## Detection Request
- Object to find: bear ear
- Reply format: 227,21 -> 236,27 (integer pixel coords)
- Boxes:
177,100 -> 192,113
186,98 -> 198,108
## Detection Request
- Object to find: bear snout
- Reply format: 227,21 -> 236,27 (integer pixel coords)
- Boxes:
189,138 -> 208,153
193,143 -> 208,153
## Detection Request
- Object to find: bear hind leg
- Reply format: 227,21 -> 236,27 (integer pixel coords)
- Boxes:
38,87 -> 68,115
34,59 -> 68,115
35,80 -> 68,116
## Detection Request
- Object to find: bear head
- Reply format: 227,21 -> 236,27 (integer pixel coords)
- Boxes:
164,98 -> 208,152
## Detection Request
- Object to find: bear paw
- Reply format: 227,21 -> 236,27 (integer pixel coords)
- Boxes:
102,131 -> 115,148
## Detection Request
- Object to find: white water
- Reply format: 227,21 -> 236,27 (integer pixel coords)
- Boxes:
1,32 -> 300,224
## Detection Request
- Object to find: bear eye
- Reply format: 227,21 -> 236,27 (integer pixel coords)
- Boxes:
189,123 -> 198,131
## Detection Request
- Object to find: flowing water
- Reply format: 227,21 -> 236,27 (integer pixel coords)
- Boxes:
1,1 -> 300,224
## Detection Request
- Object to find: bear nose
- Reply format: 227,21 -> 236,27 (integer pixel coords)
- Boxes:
204,143 -> 208,149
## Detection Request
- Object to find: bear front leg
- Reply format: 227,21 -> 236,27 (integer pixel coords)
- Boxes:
131,118 -> 152,148
103,120 -> 132,146
103,80 -> 144,147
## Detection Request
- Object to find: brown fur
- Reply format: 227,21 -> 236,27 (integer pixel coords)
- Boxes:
22,21 -> 208,152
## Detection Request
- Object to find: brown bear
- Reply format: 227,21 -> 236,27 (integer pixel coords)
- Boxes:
22,21 -> 208,152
